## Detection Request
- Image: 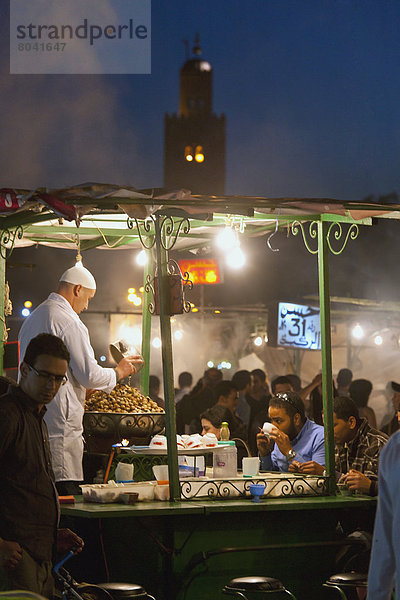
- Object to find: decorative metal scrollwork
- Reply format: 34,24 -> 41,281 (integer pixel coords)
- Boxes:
0,225 -> 23,259
144,274 -> 156,315
126,216 -> 156,249
167,259 -> 193,313
144,260 -> 193,315
326,222 -> 359,255
179,475 -> 327,500
291,221 -> 319,254
159,216 -> 190,251
127,215 -> 190,251
291,220 -> 359,256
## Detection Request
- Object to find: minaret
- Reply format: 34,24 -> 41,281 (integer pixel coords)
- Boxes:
164,35 -> 226,195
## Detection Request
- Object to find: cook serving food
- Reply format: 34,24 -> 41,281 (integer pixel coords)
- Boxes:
18,261 -> 144,495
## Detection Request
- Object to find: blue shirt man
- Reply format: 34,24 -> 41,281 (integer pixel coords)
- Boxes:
257,391 -> 325,472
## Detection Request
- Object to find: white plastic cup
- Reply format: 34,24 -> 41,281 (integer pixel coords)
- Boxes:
115,462 -> 134,482
242,457 -> 260,477
152,464 -> 169,484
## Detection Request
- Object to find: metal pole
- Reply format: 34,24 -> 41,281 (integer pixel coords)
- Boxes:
154,215 -> 180,501
317,221 -> 336,495
140,245 -> 153,396
0,255 -> 5,375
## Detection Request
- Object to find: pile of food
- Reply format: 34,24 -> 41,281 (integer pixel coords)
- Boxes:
85,384 -> 165,414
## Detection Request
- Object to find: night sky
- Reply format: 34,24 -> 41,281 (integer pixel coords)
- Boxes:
2,1 -> 400,198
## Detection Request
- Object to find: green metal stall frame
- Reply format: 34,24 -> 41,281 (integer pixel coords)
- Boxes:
0,188 -> 385,500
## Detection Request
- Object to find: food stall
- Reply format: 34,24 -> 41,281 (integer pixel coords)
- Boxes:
0,184 -> 394,598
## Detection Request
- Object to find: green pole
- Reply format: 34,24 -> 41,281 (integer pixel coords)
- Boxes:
140,246 -> 153,396
317,221 -> 336,495
0,255 -> 5,375
154,215 -> 179,501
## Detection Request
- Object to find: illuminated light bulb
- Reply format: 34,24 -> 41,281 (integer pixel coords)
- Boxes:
136,250 -> 148,266
128,288 -> 135,294
226,246 -> 246,269
139,286 -> 144,293
214,310 -> 221,314
174,330 -> 183,341
207,361 -> 214,368
152,337 -> 161,349
100,355 -> 106,362
374,335 -> 383,346
195,152 -> 204,163
254,336 -> 263,347
21,308 -> 30,317
264,334 -> 269,343
205,270 -> 217,283
132,295 -> 142,306
216,227 -> 237,250
24,300 -> 32,308
352,324 -> 364,340
192,307 -> 199,313
185,154 -> 193,162
128,293 -> 135,303
217,364 -> 223,370
225,362 -> 232,369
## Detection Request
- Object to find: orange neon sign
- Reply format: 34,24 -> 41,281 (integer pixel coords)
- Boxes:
178,258 -> 221,285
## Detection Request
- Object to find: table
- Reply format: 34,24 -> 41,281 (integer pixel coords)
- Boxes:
62,495 -> 376,600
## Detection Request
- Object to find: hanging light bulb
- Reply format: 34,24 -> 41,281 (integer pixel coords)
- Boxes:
351,324 -> 365,340
216,227 -> 237,250
226,246 -> 246,269
136,250 -> 148,266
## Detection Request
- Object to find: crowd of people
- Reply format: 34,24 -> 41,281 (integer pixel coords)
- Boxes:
169,366 -> 400,494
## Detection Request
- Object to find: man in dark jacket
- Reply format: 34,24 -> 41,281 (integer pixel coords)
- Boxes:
0,333 -> 83,595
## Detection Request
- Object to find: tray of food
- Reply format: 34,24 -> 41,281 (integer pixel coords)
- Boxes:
84,384 -> 165,451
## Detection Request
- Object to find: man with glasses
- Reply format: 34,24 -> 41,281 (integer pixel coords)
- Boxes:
256,391 -> 325,472
18,262 -> 144,495
0,333 -> 83,595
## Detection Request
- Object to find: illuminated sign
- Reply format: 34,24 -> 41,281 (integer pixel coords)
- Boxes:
277,302 -> 321,350
178,258 -> 221,285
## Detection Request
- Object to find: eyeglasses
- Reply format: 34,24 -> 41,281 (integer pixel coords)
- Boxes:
27,363 -> 67,385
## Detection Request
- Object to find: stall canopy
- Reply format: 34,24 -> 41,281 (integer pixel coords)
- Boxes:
2,182 -> 400,500
1,182 -> 400,252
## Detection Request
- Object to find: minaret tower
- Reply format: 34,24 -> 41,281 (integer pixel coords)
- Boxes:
164,35 -> 226,195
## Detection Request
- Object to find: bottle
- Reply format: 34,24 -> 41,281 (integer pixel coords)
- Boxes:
213,441 -> 237,478
220,421 -> 230,441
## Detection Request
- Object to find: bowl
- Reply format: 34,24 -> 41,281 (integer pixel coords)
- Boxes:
83,412 -> 165,453
249,483 -> 266,502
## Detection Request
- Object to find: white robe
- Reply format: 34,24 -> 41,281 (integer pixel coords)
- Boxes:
18,292 -> 116,482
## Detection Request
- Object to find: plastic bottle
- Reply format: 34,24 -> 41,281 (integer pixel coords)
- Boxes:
220,421 -> 230,441
213,441 -> 237,478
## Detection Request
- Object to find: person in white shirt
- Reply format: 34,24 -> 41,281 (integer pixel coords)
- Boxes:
18,262 -> 143,495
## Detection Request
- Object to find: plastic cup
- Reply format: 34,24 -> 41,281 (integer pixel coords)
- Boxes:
242,457 -> 260,477
152,464 -> 169,485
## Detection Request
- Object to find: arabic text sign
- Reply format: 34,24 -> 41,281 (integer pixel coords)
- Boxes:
277,302 -> 321,350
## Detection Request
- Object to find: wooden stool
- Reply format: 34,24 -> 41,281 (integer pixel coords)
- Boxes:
223,576 -> 297,599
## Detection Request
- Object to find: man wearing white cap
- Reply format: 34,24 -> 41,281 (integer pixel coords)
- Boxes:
18,262 -> 142,495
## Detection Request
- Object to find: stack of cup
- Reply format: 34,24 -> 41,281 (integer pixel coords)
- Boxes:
242,457 -> 260,477
152,465 -> 169,485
